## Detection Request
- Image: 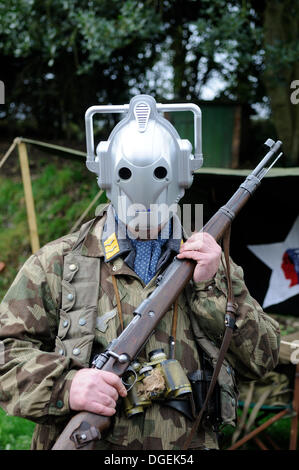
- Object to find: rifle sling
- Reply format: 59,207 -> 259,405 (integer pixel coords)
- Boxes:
169,298 -> 179,360
182,226 -> 238,450
111,274 -> 124,332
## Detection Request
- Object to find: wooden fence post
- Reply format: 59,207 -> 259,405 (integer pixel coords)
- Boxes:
17,142 -> 40,253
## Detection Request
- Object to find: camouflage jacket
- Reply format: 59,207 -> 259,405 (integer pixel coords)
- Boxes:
0,205 -> 280,450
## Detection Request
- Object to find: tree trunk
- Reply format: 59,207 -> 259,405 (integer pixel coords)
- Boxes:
262,0 -> 299,165
172,24 -> 186,99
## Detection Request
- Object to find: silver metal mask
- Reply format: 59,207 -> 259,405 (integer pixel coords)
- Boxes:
85,95 -> 203,235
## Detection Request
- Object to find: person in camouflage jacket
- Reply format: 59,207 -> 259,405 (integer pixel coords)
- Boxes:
0,203 -> 280,450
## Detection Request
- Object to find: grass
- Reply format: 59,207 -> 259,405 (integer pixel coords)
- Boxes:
220,412 -> 298,450
0,408 -> 35,450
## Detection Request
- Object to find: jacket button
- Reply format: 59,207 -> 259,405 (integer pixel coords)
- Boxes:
73,348 -> 81,356
58,349 -> 64,355
79,318 -> 86,326
112,265 -> 117,272
67,293 -> 74,301
69,264 -> 77,271
63,320 -> 69,328
56,400 -> 63,409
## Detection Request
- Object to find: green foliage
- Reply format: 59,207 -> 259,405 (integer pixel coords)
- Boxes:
0,0 -> 288,113
0,0 -> 161,71
0,408 -> 35,450
192,0 -> 265,102
1,0 -> 298,163
0,0 -> 164,140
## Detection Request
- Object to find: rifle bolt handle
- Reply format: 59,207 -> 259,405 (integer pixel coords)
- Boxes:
108,351 -> 130,364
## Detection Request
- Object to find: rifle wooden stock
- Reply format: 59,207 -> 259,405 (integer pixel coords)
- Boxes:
52,412 -> 111,450
52,140 -> 282,450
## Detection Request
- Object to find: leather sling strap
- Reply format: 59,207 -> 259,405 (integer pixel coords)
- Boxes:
169,299 -> 179,360
182,226 -> 238,450
111,274 -> 124,332
290,363 -> 299,449
111,272 -> 180,358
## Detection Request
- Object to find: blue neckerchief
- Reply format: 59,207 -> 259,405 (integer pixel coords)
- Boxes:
129,235 -> 168,285
114,214 -> 171,285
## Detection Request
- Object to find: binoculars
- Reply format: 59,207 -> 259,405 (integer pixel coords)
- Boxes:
123,348 -> 192,418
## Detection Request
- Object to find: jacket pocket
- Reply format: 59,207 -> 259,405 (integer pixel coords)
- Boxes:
55,306 -> 97,366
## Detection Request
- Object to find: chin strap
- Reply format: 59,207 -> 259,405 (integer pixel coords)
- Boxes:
182,226 -> 238,450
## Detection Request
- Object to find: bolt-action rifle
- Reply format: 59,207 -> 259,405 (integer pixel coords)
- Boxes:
52,139 -> 283,450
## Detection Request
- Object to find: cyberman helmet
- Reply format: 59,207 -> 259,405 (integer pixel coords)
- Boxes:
85,95 -> 203,235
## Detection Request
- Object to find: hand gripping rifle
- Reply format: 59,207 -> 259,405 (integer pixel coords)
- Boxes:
52,139 -> 283,450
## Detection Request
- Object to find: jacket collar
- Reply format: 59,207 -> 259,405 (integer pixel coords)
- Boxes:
80,203 -> 184,268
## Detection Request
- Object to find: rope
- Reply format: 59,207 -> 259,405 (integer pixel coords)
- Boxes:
0,137 -> 20,169
0,137 -> 102,236
0,137 -> 85,172
20,137 -> 85,157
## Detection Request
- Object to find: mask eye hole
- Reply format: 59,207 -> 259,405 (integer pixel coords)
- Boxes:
154,166 -> 167,179
119,167 -> 132,180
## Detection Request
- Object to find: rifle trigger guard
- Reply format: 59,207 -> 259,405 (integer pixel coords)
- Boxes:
122,366 -> 138,392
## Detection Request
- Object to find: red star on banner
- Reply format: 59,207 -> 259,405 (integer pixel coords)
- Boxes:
247,215 -> 299,308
